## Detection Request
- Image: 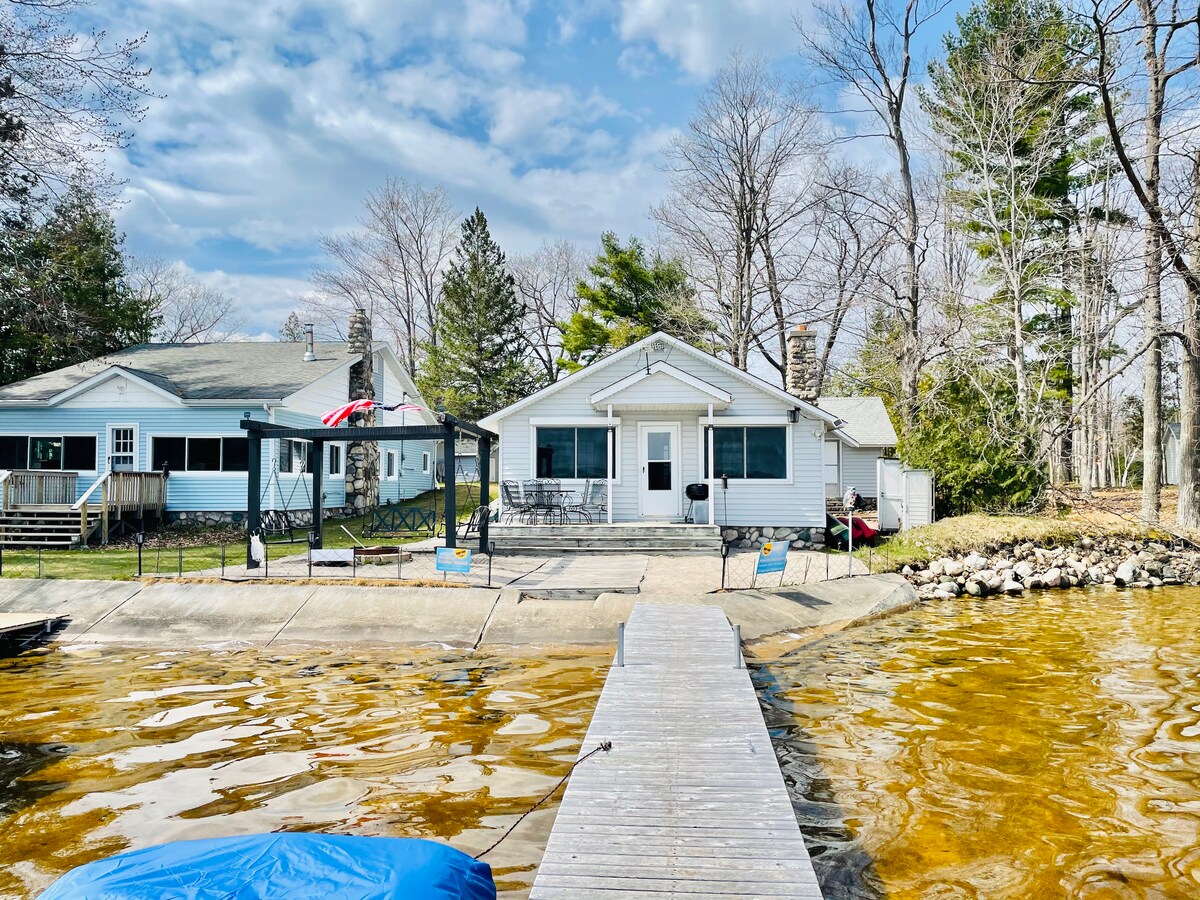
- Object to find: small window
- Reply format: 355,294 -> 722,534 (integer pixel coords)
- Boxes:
0,435 -> 28,469
386,450 -> 397,478
222,437 -> 250,472
421,451 -> 431,474
328,443 -> 342,476
153,437 -> 187,472
188,438 -> 222,472
64,436 -> 97,470
278,439 -> 307,473
705,427 -> 787,480
29,437 -> 62,470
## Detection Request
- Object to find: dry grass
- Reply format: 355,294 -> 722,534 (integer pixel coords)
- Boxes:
877,486 -> 1187,572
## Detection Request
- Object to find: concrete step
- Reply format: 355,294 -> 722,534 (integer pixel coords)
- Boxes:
492,525 -> 720,537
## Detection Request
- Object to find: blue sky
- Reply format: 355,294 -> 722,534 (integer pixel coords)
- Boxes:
81,0 -> 961,338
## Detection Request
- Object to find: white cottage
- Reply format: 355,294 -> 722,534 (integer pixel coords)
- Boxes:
480,328 -> 887,545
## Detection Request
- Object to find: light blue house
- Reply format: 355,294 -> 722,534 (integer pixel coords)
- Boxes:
0,331 -> 439,543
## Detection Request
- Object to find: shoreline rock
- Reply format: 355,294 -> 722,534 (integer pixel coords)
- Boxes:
902,537 -> 1195,600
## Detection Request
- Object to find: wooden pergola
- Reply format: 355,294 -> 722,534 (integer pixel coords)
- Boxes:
240,413 -> 492,566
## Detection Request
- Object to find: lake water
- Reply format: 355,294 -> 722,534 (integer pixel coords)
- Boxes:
0,644 -> 608,897
758,587 -> 1200,899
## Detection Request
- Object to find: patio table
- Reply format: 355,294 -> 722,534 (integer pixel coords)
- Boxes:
531,489 -> 577,524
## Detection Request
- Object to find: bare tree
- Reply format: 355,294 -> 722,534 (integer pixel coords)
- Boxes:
1088,0 -> 1200,524
128,257 -> 243,343
310,177 -> 457,374
0,0 -> 152,202
799,0 -> 951,418
653,53 -> 825,377
512,239 -> 585,383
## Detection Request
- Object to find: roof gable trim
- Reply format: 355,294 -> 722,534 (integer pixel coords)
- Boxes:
588,361 -> 733,406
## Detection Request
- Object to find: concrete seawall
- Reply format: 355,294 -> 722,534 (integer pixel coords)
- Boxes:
0,575 -> 917,651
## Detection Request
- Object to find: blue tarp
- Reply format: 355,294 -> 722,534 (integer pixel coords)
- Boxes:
39,833 -> 496,900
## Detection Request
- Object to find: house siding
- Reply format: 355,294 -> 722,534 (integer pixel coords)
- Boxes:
841,446 -> 886,498
493,347 -> 827,527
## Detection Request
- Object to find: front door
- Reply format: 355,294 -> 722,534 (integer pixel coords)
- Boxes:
639,423 -> 679,518
108,426 -> 136,471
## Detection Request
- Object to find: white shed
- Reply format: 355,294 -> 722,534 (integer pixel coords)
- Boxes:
817,396 -> 899,501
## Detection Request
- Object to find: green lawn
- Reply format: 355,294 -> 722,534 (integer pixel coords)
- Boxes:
0,483 -> 495,581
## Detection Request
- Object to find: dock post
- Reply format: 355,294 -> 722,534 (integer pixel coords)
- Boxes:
733,623 -> 743,669
616,621 -> 625,667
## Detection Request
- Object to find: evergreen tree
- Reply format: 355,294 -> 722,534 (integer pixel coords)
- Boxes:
417,208 -> 537,419
560,232 -> 705,370
0,186 -> 155,386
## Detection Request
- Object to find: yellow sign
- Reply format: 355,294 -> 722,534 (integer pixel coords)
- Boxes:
761,543 -> 773,555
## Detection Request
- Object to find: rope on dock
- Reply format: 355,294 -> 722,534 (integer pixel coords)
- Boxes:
473,740 -> 613,860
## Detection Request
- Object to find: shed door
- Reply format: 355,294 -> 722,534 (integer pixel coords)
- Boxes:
877,458 -> 903,531
901,469 -> 935,530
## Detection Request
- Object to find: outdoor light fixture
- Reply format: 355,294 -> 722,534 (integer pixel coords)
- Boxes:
134,532 -> 145,546
787,408 -> 799,423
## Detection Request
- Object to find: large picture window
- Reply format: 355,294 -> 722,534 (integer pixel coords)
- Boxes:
152,436 -> 250,472
0,435 -> 96,470
705,426 -> 787,480
535,427 -> 614,479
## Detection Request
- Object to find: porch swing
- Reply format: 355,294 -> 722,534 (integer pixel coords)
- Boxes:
259,438 -> 311,543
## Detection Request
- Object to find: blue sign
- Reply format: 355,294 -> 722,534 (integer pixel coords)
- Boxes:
755,541 -> 790,576
436,547 -> 473,573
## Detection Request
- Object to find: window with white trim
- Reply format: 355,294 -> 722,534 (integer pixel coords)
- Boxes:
535,427 -> 614,479
823,440 -> 840,484
277,439 -> 309,473
704,427 -> 787,480
328,443 -> 343,477
385,450 -> 398,479
0,435 -> 97,471
151,437 -> 249,472
421,450 -> 431,474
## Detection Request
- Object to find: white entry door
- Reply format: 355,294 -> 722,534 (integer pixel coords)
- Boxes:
108,425 -> 137,471
639,423 -> 679,518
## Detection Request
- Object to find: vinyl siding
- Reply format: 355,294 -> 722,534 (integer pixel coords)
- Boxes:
493,349 -> 827,527
840,446 -> 885,498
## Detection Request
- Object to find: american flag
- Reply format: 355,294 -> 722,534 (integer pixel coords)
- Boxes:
320,399 -> 422,427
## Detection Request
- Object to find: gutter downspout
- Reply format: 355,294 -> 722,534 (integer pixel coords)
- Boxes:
264,404 -> 275,512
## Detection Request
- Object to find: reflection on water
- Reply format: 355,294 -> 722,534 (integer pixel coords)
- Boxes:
758,588 -> 1200,899
0,645 -> 607,897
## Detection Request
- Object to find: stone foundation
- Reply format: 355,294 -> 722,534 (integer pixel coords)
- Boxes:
169,509 -> 341,528
721,525 -> 825,550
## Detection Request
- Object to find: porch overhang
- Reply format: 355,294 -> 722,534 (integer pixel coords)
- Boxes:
588,361 -> 733,412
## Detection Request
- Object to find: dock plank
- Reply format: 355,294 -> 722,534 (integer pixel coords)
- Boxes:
0,612 -> 64,636
531,603 -> 822,898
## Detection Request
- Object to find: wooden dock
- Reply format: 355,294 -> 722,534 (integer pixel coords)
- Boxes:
0,612 -> 64,636
531,603 -> 823,898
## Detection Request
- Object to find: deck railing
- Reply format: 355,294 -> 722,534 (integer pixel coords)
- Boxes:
2,470 -> 78,508
71,471 -> 169,544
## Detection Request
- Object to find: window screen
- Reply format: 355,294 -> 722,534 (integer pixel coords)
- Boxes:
222,438 -> 250,472
153,437 -> 187,472
0,436 -> 28,469
706,427 -> 787,479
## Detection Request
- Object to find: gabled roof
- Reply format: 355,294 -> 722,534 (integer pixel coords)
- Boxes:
478,332 -> 842,431
0,342 -> 369,405
817,396 -> 898,447
588,361 -> 733,408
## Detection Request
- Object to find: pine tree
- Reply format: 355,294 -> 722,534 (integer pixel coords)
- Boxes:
417,208 -> 538,419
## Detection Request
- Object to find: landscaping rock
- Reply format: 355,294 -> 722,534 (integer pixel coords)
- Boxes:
1001,580 -> 1025,594
1042,567 -> 1062,588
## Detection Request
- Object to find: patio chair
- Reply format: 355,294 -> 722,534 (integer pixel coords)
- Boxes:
585,480 -> 608,520
563,479 -> 591,524
501,481 -> 535,523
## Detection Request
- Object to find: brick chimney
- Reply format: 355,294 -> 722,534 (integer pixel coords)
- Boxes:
344,308 -> 378,513
785,325 -> 820,402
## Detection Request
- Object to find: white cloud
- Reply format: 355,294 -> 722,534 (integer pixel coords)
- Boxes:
617,0 -> 798,78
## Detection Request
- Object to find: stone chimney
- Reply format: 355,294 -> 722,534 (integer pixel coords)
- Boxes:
344,308 -> 378,513
785,325 -> 820,402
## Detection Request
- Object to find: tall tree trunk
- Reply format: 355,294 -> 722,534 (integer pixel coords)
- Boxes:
1143,224 -> 1163,523
1178,154 -> 1200,527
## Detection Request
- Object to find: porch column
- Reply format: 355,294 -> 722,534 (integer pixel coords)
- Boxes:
478,434 -> 491,554
310,440 -> 324,549
707,403 -> 715,526
246,433 -> 262,568
443,424 -> 457,548
606,404 -> 614,524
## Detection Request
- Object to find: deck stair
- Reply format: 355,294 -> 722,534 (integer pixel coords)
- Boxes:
491,523 -> 722,555
0,508 -> 103,548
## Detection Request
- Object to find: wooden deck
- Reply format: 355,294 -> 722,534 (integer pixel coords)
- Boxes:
531,603 -> 823,898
